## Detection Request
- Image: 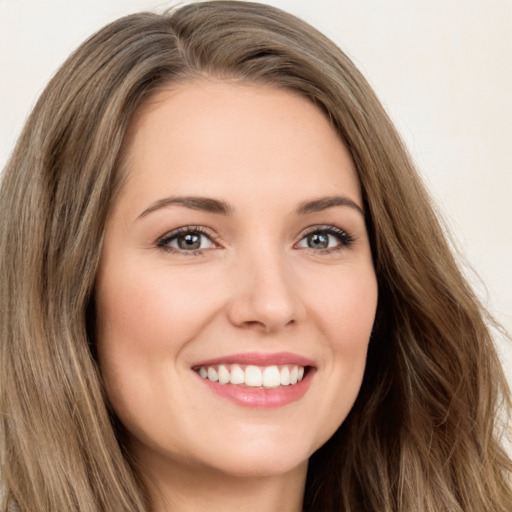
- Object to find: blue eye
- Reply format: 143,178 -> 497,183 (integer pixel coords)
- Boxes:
297,227 -> 353,251
157,227 -> 216,252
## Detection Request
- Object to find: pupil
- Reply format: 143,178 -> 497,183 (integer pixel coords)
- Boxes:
178,233 -> 200,250
308,232 -> 328,249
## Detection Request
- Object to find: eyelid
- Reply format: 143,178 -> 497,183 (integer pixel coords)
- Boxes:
155,223 -> 354,255
295,224 -> 355,251
156,225 -> 221,253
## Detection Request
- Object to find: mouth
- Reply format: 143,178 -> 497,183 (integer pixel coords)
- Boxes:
191,352 -> 315,408
194,363 -> 308,388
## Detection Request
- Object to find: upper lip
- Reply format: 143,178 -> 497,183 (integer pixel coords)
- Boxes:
192,351 -> 315,368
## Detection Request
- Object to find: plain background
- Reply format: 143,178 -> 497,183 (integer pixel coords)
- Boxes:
0,0 -> 511,381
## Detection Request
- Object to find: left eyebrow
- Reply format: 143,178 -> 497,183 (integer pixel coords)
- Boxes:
296,195 -> 364,217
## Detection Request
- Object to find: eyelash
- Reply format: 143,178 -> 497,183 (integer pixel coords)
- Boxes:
156,226 -> 218,255
155,224 -> 354,255
297,225 -> 355,254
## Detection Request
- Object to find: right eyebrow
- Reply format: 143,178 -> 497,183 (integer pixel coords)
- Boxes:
136,196 -> 234,221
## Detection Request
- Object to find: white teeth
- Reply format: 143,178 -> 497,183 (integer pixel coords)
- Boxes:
280,366 -> 291,385
218,364 -> 230,384
262,366 -> 281,388
207,367 -> 218,382
245,365 -> 263,387
198,363 -> 307,388
230,364 -> 245,384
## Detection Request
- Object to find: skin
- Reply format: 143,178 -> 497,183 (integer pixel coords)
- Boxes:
96,80 -> 378,512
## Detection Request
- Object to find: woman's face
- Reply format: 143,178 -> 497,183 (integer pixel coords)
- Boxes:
96,81 -> 378,479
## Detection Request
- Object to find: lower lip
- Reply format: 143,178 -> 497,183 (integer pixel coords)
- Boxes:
195,369 -> 315,408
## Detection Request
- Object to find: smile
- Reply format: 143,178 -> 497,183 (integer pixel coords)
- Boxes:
195,364 -> 306,388
192,353 -> 315,408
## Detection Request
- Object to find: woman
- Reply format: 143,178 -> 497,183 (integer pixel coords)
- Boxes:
0,1 -> 510,511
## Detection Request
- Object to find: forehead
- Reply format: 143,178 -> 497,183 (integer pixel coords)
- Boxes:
116,80 -> 361,216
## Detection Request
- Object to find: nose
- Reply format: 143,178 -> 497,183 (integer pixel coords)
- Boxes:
226,247 -> 304,334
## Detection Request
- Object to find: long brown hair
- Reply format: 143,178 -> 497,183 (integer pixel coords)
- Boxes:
1,2 -> 510,510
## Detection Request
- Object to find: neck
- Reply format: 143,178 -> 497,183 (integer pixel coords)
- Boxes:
140,454 -> 307,512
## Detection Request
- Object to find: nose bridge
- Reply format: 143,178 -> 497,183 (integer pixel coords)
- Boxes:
227,239 -> 301,332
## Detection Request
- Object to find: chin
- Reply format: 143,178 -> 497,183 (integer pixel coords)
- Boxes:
205,450 -> 310,479
187,428 -> 319,479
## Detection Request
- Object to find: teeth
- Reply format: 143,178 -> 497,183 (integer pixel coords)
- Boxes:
218,364 -> 230,384
280,366 -> 291,386
207,367 -> 218,382
262,366 -> 281,388
230,364 -> 245,385
197,364 -> 306,388
245,365 -> 263,386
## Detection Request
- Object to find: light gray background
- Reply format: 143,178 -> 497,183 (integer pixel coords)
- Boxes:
1,0 -> 511,380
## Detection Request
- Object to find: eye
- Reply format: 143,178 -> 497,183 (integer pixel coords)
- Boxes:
296,226 -> 353,251
157,227 -> 217,253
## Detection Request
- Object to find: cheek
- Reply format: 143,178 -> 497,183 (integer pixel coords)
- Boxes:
309,265 -> 378,351
94,263 -> 225,444
95,262 -> 220,359
94,263 -> 218,414
304,266 -> 377,431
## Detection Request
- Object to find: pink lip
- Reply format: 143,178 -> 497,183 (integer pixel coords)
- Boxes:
196,369 -> 315,408
192,351 -> 315,368
192,352 -> 316,409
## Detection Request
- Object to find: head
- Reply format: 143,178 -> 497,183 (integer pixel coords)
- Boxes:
1,2 -> 510,511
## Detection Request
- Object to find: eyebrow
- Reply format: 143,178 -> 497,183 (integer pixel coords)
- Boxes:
137,196 -> 234,220
136,193 -> 364,220
296,195 -> 364,216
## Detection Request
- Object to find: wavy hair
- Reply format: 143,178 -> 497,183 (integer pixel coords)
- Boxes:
1,2 -> 510,510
